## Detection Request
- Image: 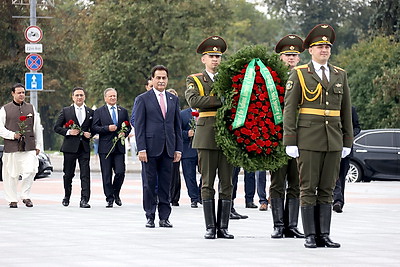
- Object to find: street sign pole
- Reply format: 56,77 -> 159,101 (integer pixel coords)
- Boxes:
30,0 -> 38,111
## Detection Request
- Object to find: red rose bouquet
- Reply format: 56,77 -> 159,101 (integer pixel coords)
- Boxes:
17,115 -> 28,151
213,45 -> 290,171
64,119 -> 83,135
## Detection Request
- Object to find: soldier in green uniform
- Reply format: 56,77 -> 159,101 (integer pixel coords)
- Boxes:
185,36 -> 234,239
269,34 -> 305,239
283,24 -> 353,248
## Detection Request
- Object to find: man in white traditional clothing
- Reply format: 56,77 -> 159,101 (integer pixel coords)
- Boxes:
0,83 -> 43,208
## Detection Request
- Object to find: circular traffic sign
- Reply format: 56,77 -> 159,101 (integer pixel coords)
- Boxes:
24,26 -> 43,43
25,54 -> 43,71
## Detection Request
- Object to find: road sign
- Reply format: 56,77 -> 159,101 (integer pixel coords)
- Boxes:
25,53 -> 43,71
24,25 -> 43,43
25,73 -> 43,91
25,43 -> 43,53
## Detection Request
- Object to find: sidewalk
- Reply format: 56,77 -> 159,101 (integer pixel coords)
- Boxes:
1,155 -> 400,266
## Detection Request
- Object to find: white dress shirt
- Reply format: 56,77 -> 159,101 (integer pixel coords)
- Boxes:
312,60 -> 330,82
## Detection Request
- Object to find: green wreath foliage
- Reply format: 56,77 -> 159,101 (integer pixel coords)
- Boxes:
213,45 -> 290,172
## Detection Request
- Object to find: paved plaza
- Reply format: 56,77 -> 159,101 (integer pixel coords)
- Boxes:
0,154 -> 399,266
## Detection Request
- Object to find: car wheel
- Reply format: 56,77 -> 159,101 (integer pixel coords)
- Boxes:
346,162 -> 363,183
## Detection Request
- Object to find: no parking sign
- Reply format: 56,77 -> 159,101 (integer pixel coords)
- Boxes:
25,53 -> 43,71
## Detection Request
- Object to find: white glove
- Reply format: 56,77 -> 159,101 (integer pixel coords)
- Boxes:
341,147 -> 351,158
285,146 -> 299,158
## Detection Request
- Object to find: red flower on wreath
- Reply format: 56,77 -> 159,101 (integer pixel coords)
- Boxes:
228,66 -> 285,155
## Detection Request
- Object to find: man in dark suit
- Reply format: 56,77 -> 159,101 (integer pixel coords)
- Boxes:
180,107 -> 201,208
133,65 -> 183,228
54,87 -> 94,208
92,88 -> 131,208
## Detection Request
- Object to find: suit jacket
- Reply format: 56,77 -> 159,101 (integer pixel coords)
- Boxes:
54,105 -> 94,153
181,107 -> 198,159
185,70 -> 222,150
134,89 -> 182,158
283,62 -> 353,151
92,104 -> 131,154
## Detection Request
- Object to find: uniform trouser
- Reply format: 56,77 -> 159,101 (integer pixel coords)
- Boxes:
297,150 -> 341,206
2,151 -> 38,202
198,149 -> 233,200
269,158 -> 299,199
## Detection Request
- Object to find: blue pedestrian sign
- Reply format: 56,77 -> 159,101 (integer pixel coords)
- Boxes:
25,73 -> 43,91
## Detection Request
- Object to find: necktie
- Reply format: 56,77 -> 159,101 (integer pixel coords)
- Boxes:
320,66 -> 329,87
77,107 -> 83,125
159,92 -> 166,118
111,106 -> 117,125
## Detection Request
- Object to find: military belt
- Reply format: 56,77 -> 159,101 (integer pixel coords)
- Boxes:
199,111 -> 217,117
299,108 -> 340,117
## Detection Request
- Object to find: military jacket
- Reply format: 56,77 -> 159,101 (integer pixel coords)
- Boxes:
185,70 -> 222,150
283,62 -> 353,151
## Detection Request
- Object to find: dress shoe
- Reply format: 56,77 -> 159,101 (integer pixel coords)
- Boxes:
9,202 -> 18,208
106,201 -> 113,208
304,235 -> 318,248
333,203 -> 343,213
259,203 -> 268,211
246,202 -> 258,208
80,200 -> 91,208
171,202 -> 179,207
204,228 -> 216,239
191,201 -> 198,208
23,199 -> 33,207
217,229 -> 234,239
316,234 -> 341,248
159,219 -> 173,228
231,209 -> 248,219
146,219 -> 155,228
115,197 -> 122,206
62,198 -> 70,207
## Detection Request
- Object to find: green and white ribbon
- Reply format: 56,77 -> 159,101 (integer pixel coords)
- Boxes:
232,58 -> 283,129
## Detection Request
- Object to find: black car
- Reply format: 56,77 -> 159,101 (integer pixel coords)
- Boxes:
346,129 -> 400,182
0,145 -> 53,181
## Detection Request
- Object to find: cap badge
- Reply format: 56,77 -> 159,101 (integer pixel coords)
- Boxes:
321,25 -> 329,28
322,36 -> 328,41
213,47 -> 218,51
289,35 -> 295,39
289,46 -> 295,50
212,37 -> 219,40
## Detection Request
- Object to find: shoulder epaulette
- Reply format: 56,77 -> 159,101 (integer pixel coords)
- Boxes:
332,65 -> 345,72
190,73 -> 203,77
294,64 -> 308,70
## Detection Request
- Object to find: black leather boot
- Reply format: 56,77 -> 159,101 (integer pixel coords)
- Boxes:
301,205 -> 317,248
217,199 -> 234,239
284,198 -> 305,238
271,198 -> 284,238
316,204 -> 340,248
203,199 -> 216,239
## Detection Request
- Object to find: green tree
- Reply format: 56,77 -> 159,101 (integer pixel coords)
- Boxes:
333,36 -> 400,129
259,0 -> 373,51
369,0 -> 400,40
83,0 -> 230,110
